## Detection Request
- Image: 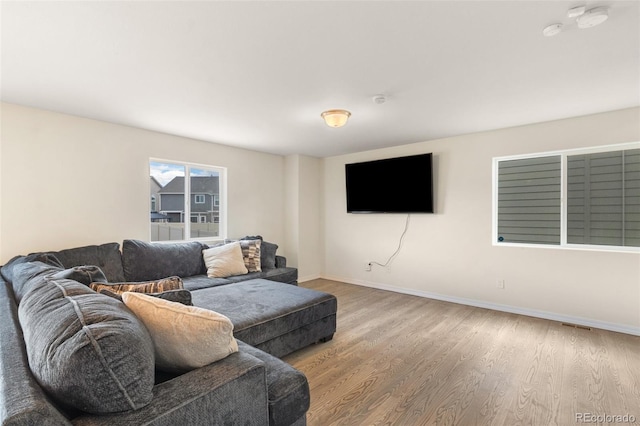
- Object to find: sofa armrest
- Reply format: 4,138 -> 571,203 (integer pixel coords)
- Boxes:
0,279 -> 73,426
275,255 -> 287,268
72,350 -> 269,425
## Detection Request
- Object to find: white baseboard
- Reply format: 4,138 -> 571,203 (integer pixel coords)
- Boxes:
297,273 -> 322,283
321,275 -> 640,337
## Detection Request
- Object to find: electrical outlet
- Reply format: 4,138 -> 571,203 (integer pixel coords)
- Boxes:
365,262 -> 372,272
497,280 -> 505,289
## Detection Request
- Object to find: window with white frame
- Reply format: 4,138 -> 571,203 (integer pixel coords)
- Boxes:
493,143 -> 640,251
149,160 -> 225,242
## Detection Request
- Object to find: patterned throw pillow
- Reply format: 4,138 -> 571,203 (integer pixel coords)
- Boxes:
238,239 -> 261,272
90,276 -> 183,294
240,236 -> 278,269
100,288 -> 193,306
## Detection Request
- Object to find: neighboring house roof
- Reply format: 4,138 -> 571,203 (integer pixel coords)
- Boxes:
158,176 -> 219,194
150,176 -> 163,190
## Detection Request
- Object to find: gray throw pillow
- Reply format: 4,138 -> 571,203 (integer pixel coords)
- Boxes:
18,275 -> 155,414
50,265 -> 108,286
50,242 -> 125,282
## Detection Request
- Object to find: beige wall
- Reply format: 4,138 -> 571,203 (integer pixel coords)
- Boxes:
0,103 -> 286,262
323,107 -> 640,334
3,102 -> 638,333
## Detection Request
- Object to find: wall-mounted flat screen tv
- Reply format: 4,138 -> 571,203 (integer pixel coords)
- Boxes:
345,153 -> 434,213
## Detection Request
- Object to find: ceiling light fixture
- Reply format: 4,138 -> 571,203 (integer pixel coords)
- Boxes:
321,109 -> 351,128
543,23 -> 563,37
567,6 -> 586,18
577,7 -> 609,29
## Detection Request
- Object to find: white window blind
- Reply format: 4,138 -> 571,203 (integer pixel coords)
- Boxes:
567,149 -> 640,247
494,143 -> 640,252
497,156 -> 561,245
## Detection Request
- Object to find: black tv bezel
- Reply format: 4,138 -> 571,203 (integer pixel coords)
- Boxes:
345,153 -> 434,214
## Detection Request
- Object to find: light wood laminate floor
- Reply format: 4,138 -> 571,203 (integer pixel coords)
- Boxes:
284,279 -> 640,426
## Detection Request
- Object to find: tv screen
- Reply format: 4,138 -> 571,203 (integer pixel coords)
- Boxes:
345,153 -> 434,213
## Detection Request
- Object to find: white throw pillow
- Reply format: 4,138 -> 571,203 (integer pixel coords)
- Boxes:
122,292 -> 238,372
202,241 -> 249,278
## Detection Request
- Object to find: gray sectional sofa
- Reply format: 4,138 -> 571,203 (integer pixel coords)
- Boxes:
0,239 -> 337,425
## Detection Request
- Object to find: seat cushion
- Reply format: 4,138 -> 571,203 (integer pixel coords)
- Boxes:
181,274 -> 232,291
221,268 -> 298,285
191,279 -> 336,348
237,341 -> 309,426
260,267 -> 298,284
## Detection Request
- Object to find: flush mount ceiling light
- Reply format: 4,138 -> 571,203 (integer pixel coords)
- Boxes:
321,109 -> 351,128
577,7 -> 609,29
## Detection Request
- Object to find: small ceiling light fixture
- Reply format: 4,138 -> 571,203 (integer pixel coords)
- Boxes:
373,94 -> 386,104
543,23 -> 563,37
567,6 -> 586,18
577,7 -> 609,29
321,109 -> 351,128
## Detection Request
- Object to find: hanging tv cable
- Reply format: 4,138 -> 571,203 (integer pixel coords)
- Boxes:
369,214 -> 411,269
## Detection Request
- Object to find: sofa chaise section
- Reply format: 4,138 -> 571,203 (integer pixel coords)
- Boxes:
192,279 -> 337,358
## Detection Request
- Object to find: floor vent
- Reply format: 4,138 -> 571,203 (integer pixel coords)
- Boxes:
561,322 -> 592,331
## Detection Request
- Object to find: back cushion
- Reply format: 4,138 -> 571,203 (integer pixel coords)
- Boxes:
18,272 -> 155,414
51,242 -> 125,282
122,239 -> 205,282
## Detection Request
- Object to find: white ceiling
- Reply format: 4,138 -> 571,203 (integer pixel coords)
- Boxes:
2,1 -> 639,158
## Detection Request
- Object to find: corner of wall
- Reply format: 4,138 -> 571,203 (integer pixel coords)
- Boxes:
284,154 -> 325,279
284,155 -> 300,267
